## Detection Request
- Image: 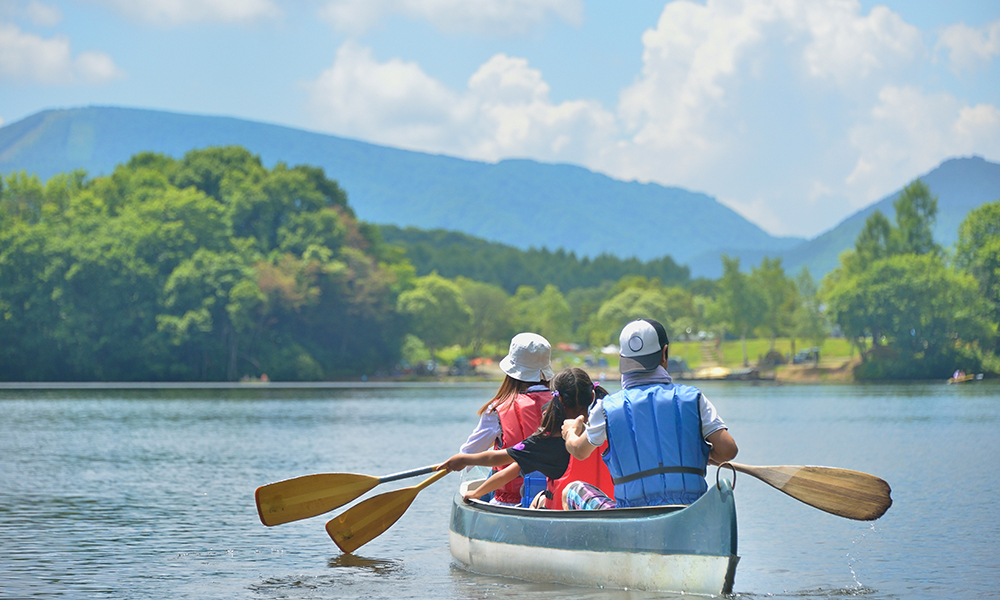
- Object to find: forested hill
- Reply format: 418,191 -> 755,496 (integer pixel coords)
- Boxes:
0,106 -> 802,271
378,225 -> 692,293
0,147 -> 408,381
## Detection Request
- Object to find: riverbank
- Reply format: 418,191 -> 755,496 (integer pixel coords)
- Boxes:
546,338 -> 860,384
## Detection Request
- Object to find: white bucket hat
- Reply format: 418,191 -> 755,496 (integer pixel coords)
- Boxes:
499,333 -> 554,382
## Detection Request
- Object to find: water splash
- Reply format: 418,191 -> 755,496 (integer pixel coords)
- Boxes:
846,523 -> 881,592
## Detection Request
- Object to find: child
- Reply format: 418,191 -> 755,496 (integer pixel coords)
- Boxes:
440,368 -> 609,505
458,332 -> 554,506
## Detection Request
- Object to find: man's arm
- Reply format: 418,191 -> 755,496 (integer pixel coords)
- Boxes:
562,415 -> 599,461
706,429 -> 738,465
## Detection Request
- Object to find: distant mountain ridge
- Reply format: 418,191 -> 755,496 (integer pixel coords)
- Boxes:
685,155 -> 1000,278
0,106 -> 800,269
1,106 -> 997,279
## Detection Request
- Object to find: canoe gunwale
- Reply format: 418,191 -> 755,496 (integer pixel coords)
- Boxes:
462,497 -> 688,519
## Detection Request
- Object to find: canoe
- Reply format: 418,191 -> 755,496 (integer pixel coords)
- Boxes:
449,466 -> 739,595
947,373 -> 982,384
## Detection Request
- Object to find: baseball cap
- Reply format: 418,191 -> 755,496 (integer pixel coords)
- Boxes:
618,319 -> 669,374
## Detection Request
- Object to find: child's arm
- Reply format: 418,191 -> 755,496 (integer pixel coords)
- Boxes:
463,462 -> 520,501
437,449 -> 512,472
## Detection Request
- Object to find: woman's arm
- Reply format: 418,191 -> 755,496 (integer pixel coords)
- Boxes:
438,449 -> 512,472
463,462 -> 520,501
459,410 -> 501,453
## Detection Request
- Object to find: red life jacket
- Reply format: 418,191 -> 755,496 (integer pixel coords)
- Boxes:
547,441 -> 615,509
493,390 -> 550,504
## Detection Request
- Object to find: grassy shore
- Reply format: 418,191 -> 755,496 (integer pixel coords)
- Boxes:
550,337 -> 859,383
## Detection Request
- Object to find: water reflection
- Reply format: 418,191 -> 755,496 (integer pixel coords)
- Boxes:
1,383 -> 998,600
327,552 -> 405,575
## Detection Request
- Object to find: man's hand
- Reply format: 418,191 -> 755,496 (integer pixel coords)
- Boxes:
563,415 -> 598,461
562,415 -> 585,440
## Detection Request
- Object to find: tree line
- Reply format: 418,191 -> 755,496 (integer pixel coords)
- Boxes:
1,146 -> 996,381
0,147 -> 408,381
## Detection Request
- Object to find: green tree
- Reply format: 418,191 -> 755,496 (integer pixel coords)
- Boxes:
456,277 -> 512,354
847,210 -> 894,273
751,257 -> 798,351
955,200 -> 1000,353
891,179 -> 941,257
792,267 -> 829,356
507,284 -> 573,343
589,279 -> 694,346
821,177 -> 976,379
397,273 -> 472,352
825,254 -> 994,378
715,256 -> 766,366
0,148 -> 410,381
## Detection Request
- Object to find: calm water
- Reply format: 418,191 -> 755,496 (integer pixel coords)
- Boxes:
1,381 -> 998,600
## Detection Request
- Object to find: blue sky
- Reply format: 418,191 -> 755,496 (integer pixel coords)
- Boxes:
1,0 -> 998,238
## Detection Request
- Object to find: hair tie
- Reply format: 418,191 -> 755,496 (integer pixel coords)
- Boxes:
551,390 -> 560,398
593,381 -> 600,388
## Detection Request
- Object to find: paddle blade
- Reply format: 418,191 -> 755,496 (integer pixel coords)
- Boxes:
255,473 -> 378,526
326,470 -> 449,553
731,463 -> 892,521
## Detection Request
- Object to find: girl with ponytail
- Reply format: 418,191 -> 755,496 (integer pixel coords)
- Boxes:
439,368 -> 608,505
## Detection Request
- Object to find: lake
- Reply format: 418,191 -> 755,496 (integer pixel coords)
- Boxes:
1,380 -> 997,599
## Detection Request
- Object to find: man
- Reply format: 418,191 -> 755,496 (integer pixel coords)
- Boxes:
562,318 -> 738,509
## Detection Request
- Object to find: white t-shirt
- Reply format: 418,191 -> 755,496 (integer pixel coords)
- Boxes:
585,390 -> 726,447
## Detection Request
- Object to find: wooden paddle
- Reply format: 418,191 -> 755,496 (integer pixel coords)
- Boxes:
326,469 -> 449,553
255,464 -> 438,526
725,462 -> 892,521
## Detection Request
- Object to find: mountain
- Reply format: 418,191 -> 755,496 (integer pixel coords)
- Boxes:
0,106 -> 802,268
3,107 -> 996,281
685,155 -> 1000,278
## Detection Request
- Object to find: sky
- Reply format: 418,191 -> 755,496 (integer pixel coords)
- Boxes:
1,0 -> 999,239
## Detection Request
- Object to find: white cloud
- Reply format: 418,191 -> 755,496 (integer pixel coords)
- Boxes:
305,42 -> 616,163
798,4 -> 922,85
24,1 -> 62,26
615,0 -> 922,176
846,85 -> 1000,203
936,19 -> 1000,74
0,0 -> 61,25
0,21 -> 122,83
94,0 -> 280,25
318,0 -> 582,36
306,42 -> 458,147
303,1 -> 1000,238
75,49 -> 124,83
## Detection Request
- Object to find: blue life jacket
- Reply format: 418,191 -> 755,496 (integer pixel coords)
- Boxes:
601,383 -> 711,507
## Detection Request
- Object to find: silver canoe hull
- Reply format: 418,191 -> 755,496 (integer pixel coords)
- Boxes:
449,468 -> 738,595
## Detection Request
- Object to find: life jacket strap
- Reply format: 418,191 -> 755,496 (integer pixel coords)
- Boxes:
612,465 -> 706,485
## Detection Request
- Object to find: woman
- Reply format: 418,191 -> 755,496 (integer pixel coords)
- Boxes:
460,332 -> 553,506
442,368 -> 607,506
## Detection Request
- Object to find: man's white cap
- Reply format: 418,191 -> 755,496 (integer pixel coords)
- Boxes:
499,332 -> 554,382
619,319 -> 669,374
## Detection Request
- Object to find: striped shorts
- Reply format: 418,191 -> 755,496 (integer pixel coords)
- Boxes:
562,481 -> 615,510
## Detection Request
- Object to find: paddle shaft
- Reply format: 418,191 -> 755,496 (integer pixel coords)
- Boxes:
378,465 -> 438,484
